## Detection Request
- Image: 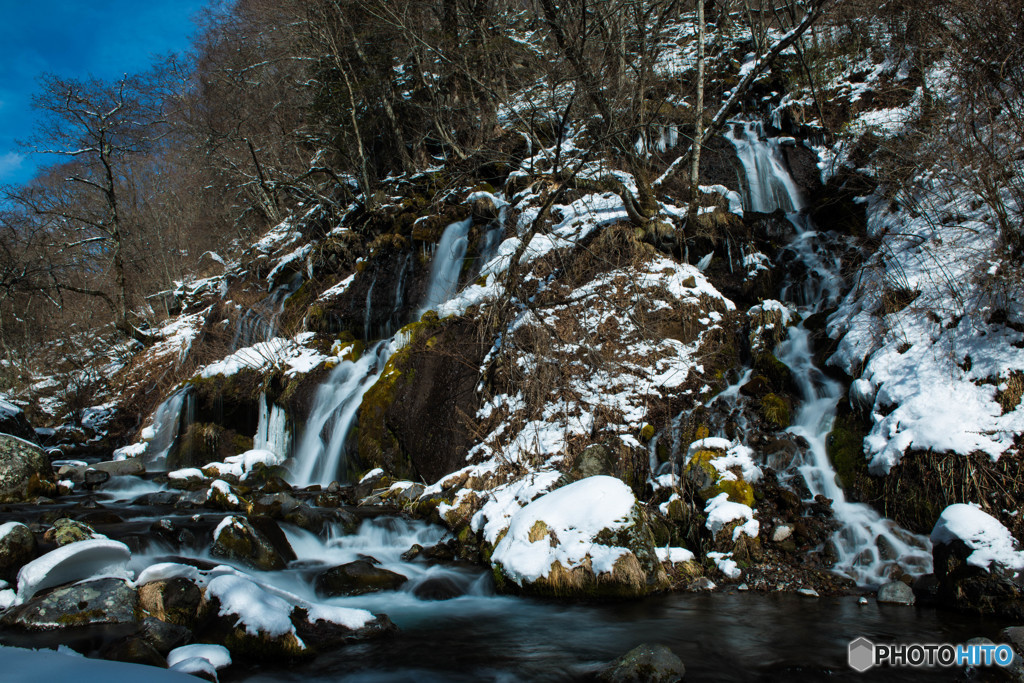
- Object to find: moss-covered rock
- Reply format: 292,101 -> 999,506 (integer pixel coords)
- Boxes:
211,515 -> 295,571
759,393 -> 792,428
0,434 -> 53,503
44,518 -> 99,546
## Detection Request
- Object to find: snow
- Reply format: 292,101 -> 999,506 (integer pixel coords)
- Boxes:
359,468 -> 384,484
167,644 -> 231,670
205,574 -> 300,640
707,551 -> 741,579
320,273 -> 356,300
203,449 -> 285,479
0,646 -> 198,682
199,337 -> 327,379
303,603 -> 376,630
490,476 -> 638,585
17,539 -> 131,602
705,493 -> 759,540
656,547 -> 695,564
0,522 -> 26,542
931,504 -> 1024,573
112,442 -> 147,460
688,439 -> 763,483
168,657 -> 218,679
168,468 -> 204,481
134,562 -> 201,586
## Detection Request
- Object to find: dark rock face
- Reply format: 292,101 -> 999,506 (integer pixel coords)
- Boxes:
314,559 -> 408,597
1,578 -> 140,630
357,317 -> 487,483
0,522 -> 36,582
0,402 -> 36,442
932,538 -> 1024,619
137,615 -> 192,654
597,643 -> 686,682
0,434 -> 54,503
99,634 -> 167,667
782,143 -> 823,198
211,515 -> 295,571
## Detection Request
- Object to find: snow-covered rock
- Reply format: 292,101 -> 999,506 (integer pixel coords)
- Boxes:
16,538 -> 131,602
490,476 -> 667,597
931,504 -> 1024,573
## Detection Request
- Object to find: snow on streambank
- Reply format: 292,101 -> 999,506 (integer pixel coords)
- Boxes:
705,493 -> 759,541
827,186 -> 1024,472
490,476 -> 638,584
931,504 -> 1024,573
0,645 -> 198,682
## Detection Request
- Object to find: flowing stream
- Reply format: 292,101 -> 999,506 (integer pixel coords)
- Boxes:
726,121 -> 932,585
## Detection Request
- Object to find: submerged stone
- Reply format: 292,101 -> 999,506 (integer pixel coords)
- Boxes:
314,560 -> 408,597
597,643 -> 685,682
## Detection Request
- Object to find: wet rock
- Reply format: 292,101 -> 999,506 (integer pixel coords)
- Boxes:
44,518 -> 100,546
0,522 -> 36,581
0,434 -> 54,503
91,458 -> 146,477
133,491 -> 180,506
411,575 -> 464,601
597,643 -> 685,682
139,577 -> 206,628
0,401 -> 36,442
401,544 -> 423,562
314,560 -> 408,597
877,580 -> 916,605
207,480 -> 249,512
292,608 -> 397,651
138,616 -> 192,654
100,633 -> 166,667
250,492 -> 323,532
2,577 -> 139,630
564,441 -> 642,490
83,468 -> 111,488
211,515 -> 295,571
771,524 -> 793,543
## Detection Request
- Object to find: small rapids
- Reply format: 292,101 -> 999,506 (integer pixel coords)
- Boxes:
725,120 -> 932,585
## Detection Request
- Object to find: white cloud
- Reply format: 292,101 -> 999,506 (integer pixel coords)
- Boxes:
0,152 -> 25,181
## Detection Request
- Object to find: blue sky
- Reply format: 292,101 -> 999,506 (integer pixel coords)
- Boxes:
0,0 -> 211,187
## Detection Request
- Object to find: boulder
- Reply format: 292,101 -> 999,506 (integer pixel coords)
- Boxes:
597,643 -> 685,682
16,538 -> 131,602
931,504 -> 1024,618
199,574 -> 308,660
0,434 -> 53,502
292,607 -> 397,651
491,476 -> 668,598
877,581 -> 915,605
139,577 -> 206,628
411,575 -> 465,601
44,518 -> 101,546
2,577 -> 140,630
314,560 -> 408,597
211,515 -> 294,571
0,522 -> 36,581
138,616 -> 192,655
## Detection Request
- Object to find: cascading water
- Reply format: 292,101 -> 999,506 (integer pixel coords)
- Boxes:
363,272 -> 377,342
419,218 -> 471,314
232,273 -> 303,350
289,341 -> 392,486
726,121 -> 805,214
726,121 -> 932,585
383,253 -> 414,339
254,393 -> 292,460
142,387 -> 193,469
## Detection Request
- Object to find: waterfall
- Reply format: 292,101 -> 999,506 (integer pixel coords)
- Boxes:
143,387 -> 193,469
384,254 -> 414,339
232,273 -> 303,351
288,341 -> 393,486
419,218 -> 472,314
363,272 -> 377,341
726,121 -> 805,214
254,393 -> 292,460
727,121 -> 931,585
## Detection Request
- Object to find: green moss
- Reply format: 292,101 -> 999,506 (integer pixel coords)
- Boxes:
56,609 -> 106,625
827,410 -> 878,499
701,479 -> 755,507
753,352 -> 793,391
759,393 -> 791,428
639,424 -> 656,442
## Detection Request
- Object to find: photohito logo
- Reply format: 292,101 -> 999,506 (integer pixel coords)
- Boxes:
848,638 -> 1015,672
